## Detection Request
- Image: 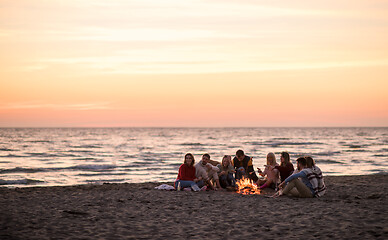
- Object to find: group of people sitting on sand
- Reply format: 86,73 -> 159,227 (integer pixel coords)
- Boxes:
175,149 -> 326,198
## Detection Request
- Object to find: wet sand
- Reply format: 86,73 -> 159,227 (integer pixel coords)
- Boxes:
1,175 -> 387,239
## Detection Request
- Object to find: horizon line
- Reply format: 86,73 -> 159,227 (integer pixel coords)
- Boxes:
0,126 -> 387,129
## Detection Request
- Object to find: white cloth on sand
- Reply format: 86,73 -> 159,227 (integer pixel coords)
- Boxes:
155,184 -> 175,190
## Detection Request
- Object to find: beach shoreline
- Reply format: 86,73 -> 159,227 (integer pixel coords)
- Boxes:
1,174 -> 387,239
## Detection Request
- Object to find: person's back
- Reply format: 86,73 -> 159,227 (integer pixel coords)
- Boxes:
305,156 -> 326,197
311,165 -> 326,197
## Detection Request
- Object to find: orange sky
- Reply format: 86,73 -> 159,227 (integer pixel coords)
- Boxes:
0,0 -> 387,127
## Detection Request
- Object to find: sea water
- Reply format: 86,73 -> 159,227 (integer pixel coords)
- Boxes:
0,127 -> 387,187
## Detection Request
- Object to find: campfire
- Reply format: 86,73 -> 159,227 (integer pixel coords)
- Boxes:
236,177 -> 261,195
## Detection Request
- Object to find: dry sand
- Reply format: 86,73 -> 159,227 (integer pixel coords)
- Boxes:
1,175 -> 387,239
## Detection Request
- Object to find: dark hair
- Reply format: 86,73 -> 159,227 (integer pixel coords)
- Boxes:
296,157 -> 307,166
305,156 -> 315,168
202,153 -> 210,159
236,150 -> 244,157
280,152 -> 290,166
184,153 -> 195,166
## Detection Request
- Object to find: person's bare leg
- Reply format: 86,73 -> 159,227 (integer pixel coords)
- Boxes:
256,179 -> 266,185
215,179 -> 221,189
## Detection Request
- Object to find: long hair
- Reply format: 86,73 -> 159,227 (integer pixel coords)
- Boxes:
280,151 -> 290,167
305,156 -> 315,168
222,155 -> 232,167
266,152 -> 277,166
184,153 -> 195,166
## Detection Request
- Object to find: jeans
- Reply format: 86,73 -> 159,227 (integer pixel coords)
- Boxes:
196,180 -> 205,188
235,167 -> 245,180
219,173 -> 236,188
235,167 -> 259,182
174,180 -> 199,189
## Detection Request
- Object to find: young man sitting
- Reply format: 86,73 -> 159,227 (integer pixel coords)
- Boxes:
232,149 -> 258,182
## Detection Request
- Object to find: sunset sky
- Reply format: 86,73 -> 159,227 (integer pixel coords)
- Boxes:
0,0 -> 387,127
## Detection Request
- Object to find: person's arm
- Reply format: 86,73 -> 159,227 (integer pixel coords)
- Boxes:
257,167 -> 265,177
177,165 -> 183,180
228,165 -> 236,173
198,166 -> 209,181
217,164 -> 225,176
284,171 -> 306,184
207,163 -> 219,172
275,165 -> 284,172
194,176 -> 202,182
209,159 -> 220,166
278,170 -> 306,189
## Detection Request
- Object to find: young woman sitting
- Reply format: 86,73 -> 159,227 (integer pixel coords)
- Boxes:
217,155 -> 236,189
175,153 -> 201,191
257,152 -> 280,189
275,151 -> 295,183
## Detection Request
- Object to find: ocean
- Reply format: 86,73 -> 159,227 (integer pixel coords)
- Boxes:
0,127 -> 387,187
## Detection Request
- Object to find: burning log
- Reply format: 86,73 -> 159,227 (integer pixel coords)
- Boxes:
236,177 -> 261,195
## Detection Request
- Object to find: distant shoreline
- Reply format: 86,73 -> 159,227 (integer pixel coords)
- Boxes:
1,126 -> 387,129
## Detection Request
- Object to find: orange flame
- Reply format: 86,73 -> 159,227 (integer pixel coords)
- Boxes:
236,177 -> 261,195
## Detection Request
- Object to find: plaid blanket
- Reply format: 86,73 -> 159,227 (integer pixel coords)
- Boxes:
303,166 -> 326,197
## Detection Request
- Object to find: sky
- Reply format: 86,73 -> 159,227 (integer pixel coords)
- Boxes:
0,0 -> 387,127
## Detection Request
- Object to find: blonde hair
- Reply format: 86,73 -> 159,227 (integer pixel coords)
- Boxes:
222,155 -> 232,166
266,152 -> 277,166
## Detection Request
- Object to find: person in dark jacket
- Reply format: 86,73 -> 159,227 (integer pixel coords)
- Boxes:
232,149 -> 258,182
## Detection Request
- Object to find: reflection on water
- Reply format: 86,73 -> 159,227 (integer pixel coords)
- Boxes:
0,127 -> 387,187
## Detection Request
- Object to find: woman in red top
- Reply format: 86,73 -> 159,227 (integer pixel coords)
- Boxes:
175,153 -> 201,191
275,152 -> 295,182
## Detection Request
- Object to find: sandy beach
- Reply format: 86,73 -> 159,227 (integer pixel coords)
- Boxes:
1,174 -> 387,239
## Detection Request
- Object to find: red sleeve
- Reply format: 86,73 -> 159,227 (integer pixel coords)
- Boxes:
177,164 -> 184,180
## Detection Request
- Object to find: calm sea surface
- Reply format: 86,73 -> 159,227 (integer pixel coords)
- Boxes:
0,128 -> 387,187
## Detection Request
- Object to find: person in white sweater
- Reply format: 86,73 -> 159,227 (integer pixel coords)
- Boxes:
195,153 -> 221,190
